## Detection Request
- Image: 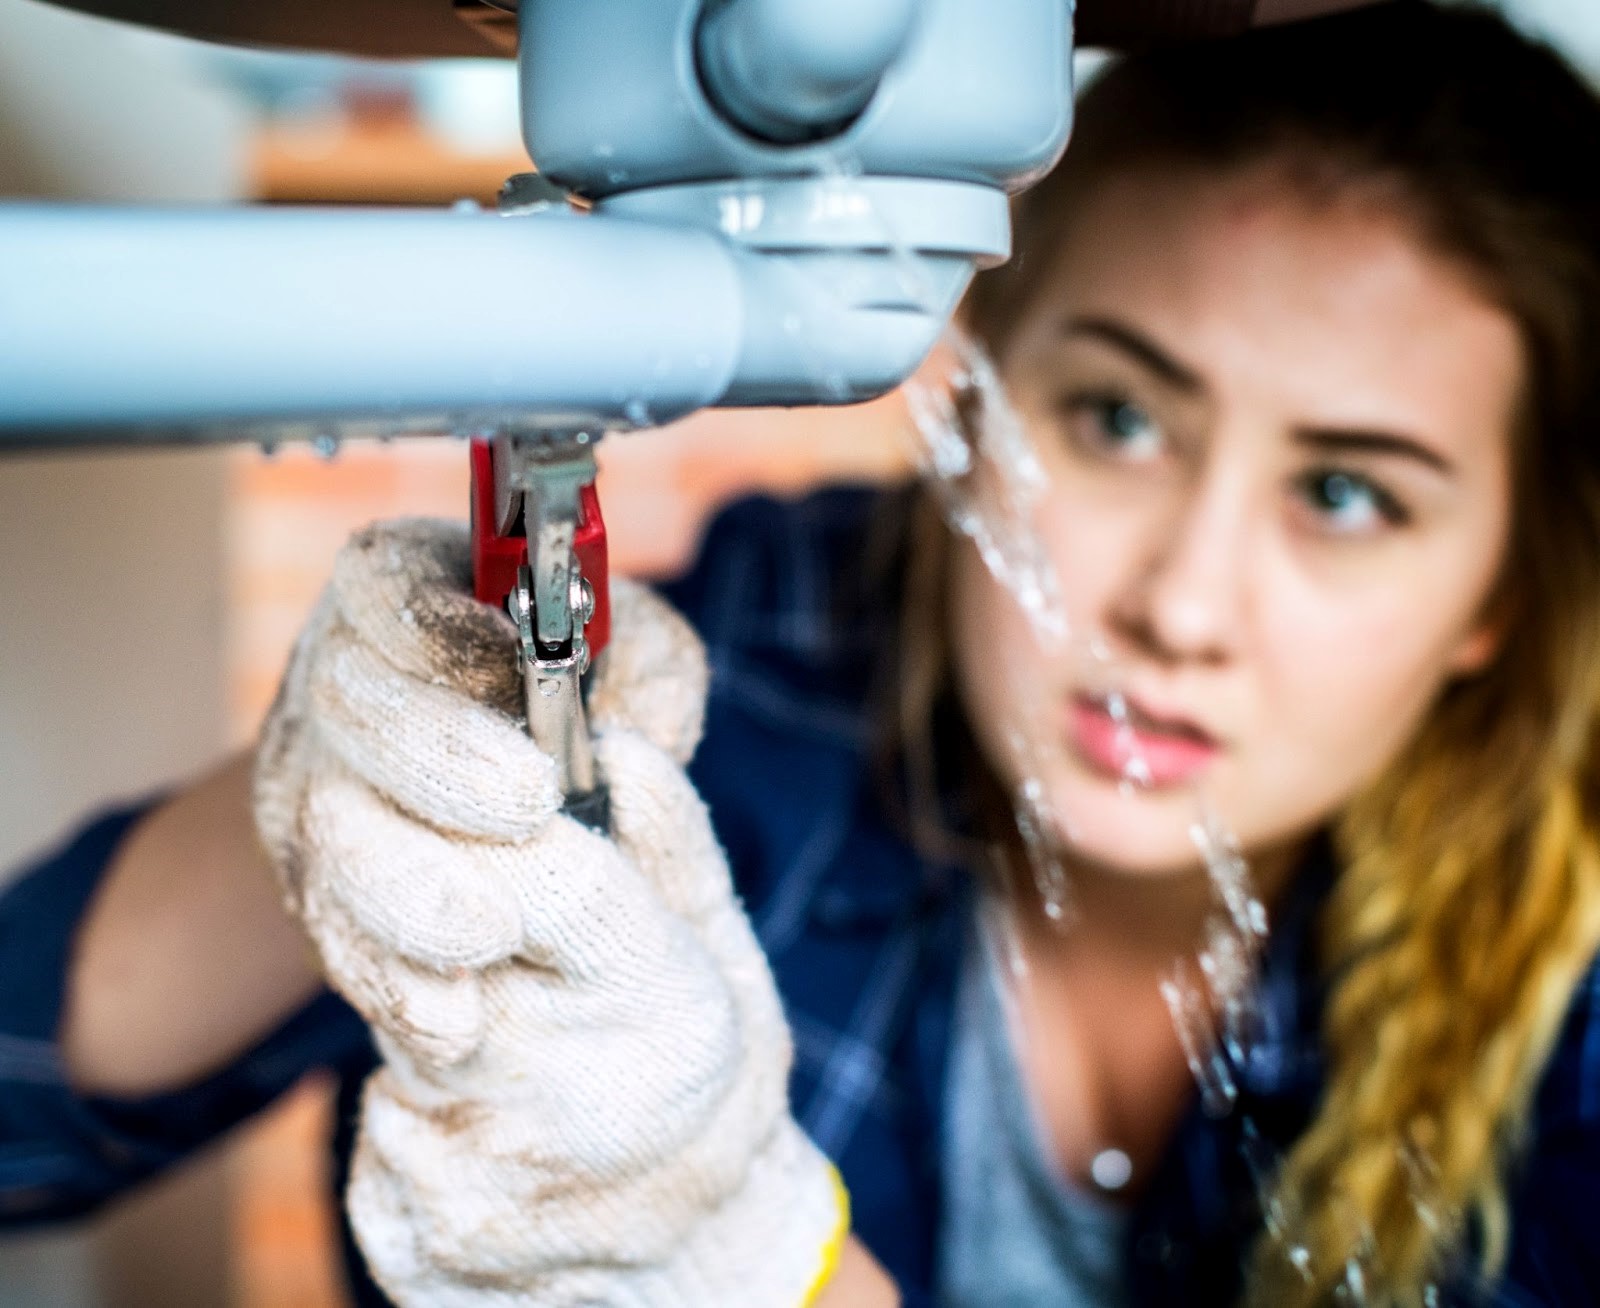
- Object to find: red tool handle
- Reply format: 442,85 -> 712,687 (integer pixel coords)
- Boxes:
469,438 -> 611,659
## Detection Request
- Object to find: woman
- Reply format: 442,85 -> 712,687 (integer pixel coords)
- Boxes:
5,3 -> 1599,1305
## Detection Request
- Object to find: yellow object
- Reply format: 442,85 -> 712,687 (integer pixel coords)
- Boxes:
801,1164 -> 853,1307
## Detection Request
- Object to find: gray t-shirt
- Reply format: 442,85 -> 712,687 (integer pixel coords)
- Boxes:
937,914 -> 1133,1308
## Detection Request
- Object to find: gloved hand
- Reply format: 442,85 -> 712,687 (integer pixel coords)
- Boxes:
253,519 -> 848,1308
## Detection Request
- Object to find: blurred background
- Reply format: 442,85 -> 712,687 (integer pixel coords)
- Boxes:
0,0 -> 1596,1302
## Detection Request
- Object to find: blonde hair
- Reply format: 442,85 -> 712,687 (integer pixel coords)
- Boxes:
900,4 -> 1600,1302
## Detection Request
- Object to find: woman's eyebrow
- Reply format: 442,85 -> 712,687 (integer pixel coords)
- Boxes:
1294,428 -> 1456,476
1060,316 -> 1204,393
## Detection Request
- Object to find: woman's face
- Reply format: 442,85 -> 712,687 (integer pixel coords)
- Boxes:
950,165 -> 1521,877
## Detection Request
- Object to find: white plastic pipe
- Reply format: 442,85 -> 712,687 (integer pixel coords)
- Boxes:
0,204 -> 743,437
695,0 -> 921,142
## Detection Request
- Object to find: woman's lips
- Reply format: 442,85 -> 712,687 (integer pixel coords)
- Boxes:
1066,693 -> 1220,788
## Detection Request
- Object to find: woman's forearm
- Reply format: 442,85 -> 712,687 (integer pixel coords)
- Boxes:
816,1236 -> 902,1308
59,751 -> 324,1097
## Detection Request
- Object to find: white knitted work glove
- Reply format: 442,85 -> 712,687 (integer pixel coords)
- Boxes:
253,519 -> 848,1308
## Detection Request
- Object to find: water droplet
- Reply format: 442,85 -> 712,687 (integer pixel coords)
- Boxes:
312,432 -> 341,460
904,326 -> 1066,652
1327,1199 -> 1379,1305
1398,1131 -> 1455,1239
1090,1148 -> 1132,1191
978,878 -> 1030,983
1337,1256 -> 1370,1304
1161,964 -> 1238,1118
1007,731 -> 1075,930
258,439 -> 280,459
624,398 -> 651,427
820,371 -> 851,402
450,197 -> 482,214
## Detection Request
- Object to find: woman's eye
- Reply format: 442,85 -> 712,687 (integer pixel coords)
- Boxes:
1058,392 -> 1163,461
1294,468 -> 1410,534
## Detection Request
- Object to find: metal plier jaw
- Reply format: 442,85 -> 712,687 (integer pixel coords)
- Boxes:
470,429 -> 611,831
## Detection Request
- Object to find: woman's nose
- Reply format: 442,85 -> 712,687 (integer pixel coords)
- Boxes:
1106,468 -> 1248,667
